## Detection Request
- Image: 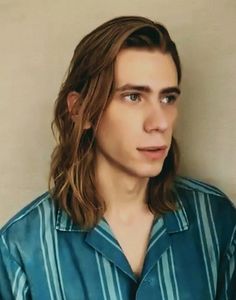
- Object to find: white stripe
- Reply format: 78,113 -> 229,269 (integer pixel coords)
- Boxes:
95,251 -> 108,300
161,251 -> 175,299
94,227 -> 121,250
150,218 -> 164,239
198,194 -> 217,290
102,258 -> 118,300
193,193 -> 214,299
12,267 -> 21,295
38,206 -> 54,300
49,202 -> 66,299
175,196 -> 188,229
147,228 -> 166,252
157,260 -> 165,298
169,247 -> 180,300
15,272 -> 27,300
1,235 -> 9,250
206,195 -> 220,259
98,219 -> 114,236
114,267 -> 123,300
23,285 -> 29,298
42,201 -> 63,299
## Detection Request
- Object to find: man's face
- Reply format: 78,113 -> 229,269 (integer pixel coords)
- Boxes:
94,48 -> 180,179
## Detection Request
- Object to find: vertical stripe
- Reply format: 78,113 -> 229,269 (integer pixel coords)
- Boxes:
11,265 -> 28,300
23,286 -> 29,299
150,218 -> 164,239
158,257 -> 168,298
157,260 -> 165,298
198,194 -> 218,290
94,228 -> 121,250
38,205 -> 54,300
102,257 -> 118,299
99,255 -> 112,298
174,196 -> 188,230
12,267 -> 21,295
51,205 -> 66,300
169,247 -> 180,300
206,195 -> 220,259
148,228 -> 166,252
158,248 -> 180,300
114,267 -> 123,300
1,179 -> 235,300
95,251 -> 108,300
161,251 -> 175,299
15,273 -> 27,300
193,192 -> 214,299
40,201 -> 64,299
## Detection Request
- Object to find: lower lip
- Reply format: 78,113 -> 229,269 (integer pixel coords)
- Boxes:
138,149 -> 167,159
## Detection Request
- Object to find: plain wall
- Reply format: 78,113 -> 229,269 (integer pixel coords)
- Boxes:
0,0 -> 236,225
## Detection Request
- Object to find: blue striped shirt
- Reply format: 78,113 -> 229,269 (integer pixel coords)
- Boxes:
0,176 -> 236,299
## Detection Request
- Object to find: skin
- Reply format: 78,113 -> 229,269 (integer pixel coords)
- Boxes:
95,49 -> 180,276
67,48 -> 180,276
94,48 -> 180,214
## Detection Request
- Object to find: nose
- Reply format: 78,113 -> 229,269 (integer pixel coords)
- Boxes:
143,102 -> 169,133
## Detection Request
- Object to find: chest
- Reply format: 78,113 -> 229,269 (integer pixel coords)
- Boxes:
106,214 -> 155,277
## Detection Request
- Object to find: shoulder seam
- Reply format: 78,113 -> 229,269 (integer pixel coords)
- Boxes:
0,192 -> 50,235
175,176 -> 227,198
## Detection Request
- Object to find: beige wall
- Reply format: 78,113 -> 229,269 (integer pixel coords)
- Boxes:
0,0 -> 235,225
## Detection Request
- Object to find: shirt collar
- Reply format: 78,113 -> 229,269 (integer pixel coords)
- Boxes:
163,194 -> 189,234
55,189 -> 189,282
55,206 -> 87,232
55,192 -> 189,233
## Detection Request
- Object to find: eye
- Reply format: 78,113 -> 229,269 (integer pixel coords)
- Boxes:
123,93 -> 141,102
161,94 -> 177,105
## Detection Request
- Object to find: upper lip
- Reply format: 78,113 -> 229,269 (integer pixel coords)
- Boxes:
137,145 -> 167,150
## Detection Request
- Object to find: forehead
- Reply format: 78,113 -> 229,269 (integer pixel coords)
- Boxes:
114,48 -> 178,88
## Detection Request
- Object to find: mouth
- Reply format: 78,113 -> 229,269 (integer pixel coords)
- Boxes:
137,145 -> 167,151
137,146 -> 168,160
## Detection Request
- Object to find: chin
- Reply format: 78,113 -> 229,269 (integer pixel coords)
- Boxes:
135,165 -> 164,179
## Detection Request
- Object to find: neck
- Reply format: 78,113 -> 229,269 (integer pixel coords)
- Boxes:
95,157 -> 150,220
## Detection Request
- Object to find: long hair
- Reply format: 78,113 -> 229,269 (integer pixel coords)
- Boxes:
49,16 -> 182,229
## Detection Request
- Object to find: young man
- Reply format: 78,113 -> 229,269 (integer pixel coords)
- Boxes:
0,16 -> 235,300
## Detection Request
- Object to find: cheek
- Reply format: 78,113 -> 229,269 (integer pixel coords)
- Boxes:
168,107 -> 178,128
98,106 -> 139,138
95,111 -> 140,153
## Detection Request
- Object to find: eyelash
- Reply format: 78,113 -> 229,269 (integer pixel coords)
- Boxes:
122,93 -> 177,104
161,95 -> 177,104
123,93 -> 141,102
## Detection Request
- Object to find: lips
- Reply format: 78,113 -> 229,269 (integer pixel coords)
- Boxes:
137,145 -> 167,151
137,146 -> 167,160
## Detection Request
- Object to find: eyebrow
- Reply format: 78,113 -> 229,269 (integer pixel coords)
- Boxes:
115,84 -> 181,96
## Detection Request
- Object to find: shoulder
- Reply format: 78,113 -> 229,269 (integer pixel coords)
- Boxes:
174,176 -> 236,217
0,192 -> 56,248
174,176 -> 236,248
174,175 -> 236,211
174,175 -> 231,198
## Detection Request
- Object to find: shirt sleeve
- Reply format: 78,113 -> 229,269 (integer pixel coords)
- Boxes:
216,227 -> 236,300
0,235 -> 31,300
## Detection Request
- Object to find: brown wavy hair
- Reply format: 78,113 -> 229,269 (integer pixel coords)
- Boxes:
49,16 -> 182,229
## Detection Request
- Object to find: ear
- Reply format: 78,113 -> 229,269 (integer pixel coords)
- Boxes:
67,91 -> 79,114
67,91 -> 92,130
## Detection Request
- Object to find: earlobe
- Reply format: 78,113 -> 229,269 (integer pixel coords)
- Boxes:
66,91 -> 92,130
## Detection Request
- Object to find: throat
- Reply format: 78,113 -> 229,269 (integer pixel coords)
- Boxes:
104,210 -> 154,277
